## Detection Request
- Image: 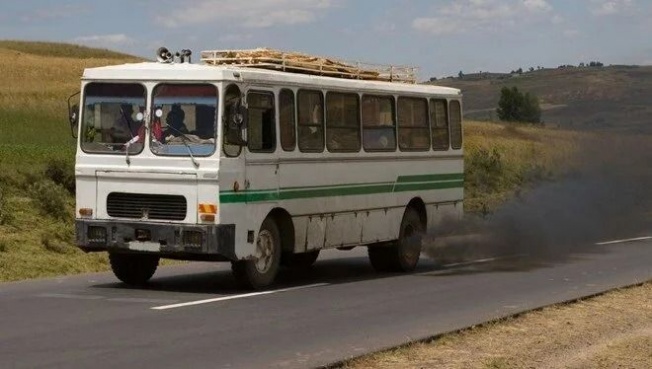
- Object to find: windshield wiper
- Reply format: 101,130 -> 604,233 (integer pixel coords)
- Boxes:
164,125 -> 200,169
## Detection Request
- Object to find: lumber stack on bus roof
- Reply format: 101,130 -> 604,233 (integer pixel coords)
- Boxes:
200,48 -> 417,84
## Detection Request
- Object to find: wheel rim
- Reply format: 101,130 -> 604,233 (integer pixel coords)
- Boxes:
255,229 -> 274,273
401,223 -> 422,264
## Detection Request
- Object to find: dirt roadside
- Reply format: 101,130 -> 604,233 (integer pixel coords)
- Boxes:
341,282 -> 651,369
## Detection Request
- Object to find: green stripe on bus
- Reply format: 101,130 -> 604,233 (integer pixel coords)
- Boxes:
219,173 -> 464,204
396,173 -> 464,183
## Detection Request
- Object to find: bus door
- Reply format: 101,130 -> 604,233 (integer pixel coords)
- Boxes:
244,89 -> 279,203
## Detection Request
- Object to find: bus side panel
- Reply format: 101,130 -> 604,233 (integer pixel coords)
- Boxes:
305,215 -> 327,251
361,208 -> 402,244
324,212 -> 364,248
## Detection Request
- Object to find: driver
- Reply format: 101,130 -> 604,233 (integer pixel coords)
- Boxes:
111,104 -> 144,143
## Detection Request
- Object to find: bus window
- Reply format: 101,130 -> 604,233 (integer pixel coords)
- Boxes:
223,84 -> 243,157
397,97 -> 429,151
430,99 -> 449,150
247,91 -> 276,153
326,92 -> 360,152
362,95 -> 396,151
450,100 -> 462,149
297,90 -> 324,152
279,89 -> 296,151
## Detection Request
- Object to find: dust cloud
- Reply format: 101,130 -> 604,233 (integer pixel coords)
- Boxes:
425,134 -> 652,266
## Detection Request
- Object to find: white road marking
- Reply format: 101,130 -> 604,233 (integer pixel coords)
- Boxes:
595,236 -> 652,246
437,256 -> 514,270
151,283 -> 329,310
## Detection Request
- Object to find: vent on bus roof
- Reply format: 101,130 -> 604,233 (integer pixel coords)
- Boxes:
200,48 -> 418,84
107,193 -> 187,221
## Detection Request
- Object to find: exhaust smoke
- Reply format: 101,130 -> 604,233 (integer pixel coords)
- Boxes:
425,134 -> 652,267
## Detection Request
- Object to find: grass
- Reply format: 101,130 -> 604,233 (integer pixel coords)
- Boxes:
0,40 -> 142,60
0,41 -> 141,281
463,121 -> 582,214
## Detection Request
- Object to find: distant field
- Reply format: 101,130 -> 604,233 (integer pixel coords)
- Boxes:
0,41 -> 141,146
436,65 -> 652,132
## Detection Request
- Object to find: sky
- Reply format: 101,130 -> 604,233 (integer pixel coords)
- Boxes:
1,0 -> 651,80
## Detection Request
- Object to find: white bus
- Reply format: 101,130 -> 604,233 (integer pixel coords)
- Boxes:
71,49 -> 464,289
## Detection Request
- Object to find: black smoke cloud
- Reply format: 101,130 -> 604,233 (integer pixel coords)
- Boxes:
425,134 -> 652,265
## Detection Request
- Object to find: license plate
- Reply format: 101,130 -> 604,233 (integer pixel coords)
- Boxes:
127,241 -> 161,252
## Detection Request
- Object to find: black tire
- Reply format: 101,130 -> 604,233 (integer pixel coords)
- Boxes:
281,250 -> 320,270
231,217 -> 282,289
368,207 -> 423,272
109,253 -> 159,286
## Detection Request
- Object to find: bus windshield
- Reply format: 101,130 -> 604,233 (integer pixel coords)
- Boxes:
80,83 -> 146,154
150,84 -> 218,157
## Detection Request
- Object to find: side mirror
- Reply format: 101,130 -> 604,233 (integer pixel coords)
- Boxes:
67,92 -> 80,139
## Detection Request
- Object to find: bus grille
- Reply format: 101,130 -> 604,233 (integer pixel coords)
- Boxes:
107,193 -> 187,221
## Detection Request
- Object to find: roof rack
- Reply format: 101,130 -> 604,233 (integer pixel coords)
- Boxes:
200,48 -> 418,84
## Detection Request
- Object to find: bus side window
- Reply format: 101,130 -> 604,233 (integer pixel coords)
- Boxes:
247,91 -> 276,153
297,90 -> 324,152
326,92 -> 360,152
397,97 -> 429,151
430,99 -> 449,150
450,100 -> 462,150
279,89 -> 296,151
362,95 -> 396,152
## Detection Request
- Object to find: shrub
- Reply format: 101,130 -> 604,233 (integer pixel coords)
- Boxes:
496,86 -> 542,124
41,223 -> 75,254
45,157 -> 75,195
28,180 -> 72,220
466,147 -> 505,196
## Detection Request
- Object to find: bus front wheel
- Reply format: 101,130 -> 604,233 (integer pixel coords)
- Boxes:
281,250 -> 320,270
368,207 -> 423,272
109,253 -> 159,286
231,217 -> 282,289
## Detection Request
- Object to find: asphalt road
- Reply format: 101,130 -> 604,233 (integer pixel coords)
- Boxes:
1,239 -> 651,369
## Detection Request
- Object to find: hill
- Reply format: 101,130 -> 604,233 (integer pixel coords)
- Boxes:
434,65 -> 652,133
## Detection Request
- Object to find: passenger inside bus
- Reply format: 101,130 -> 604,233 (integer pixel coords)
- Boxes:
165,104 -> 189,136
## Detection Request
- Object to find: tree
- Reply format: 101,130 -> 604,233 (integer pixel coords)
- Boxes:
496,86 -> 542,124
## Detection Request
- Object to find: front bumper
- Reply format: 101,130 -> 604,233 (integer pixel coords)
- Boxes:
76,219 -> 236,261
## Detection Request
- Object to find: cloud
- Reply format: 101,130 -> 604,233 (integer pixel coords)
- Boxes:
412,0 -> 553,35
155,0 -> 338,28
590,0 -> 634,16
73,34 -> 135,46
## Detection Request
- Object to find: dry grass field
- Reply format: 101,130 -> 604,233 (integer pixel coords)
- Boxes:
341,283 -> 652,369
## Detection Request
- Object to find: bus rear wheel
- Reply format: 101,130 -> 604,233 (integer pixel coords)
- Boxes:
368,207 -> 423,272
231,217 -> 281,289
109,253 -> 160,286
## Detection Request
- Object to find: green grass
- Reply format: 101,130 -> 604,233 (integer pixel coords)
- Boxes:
0,40 -> 142,60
